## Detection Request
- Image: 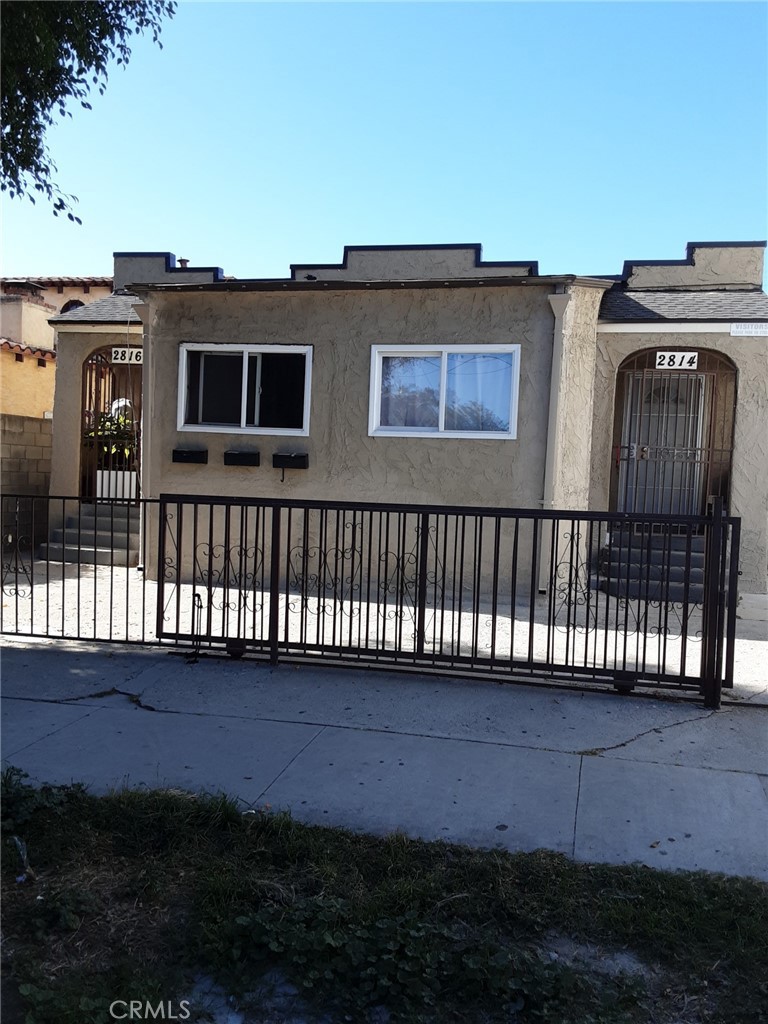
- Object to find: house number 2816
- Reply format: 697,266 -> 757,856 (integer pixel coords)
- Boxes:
655,351 -> 698,369
111,348 -> 143,364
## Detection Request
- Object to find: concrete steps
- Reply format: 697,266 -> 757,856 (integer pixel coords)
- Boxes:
598,530 -> 707,605
38,503 -> 141,568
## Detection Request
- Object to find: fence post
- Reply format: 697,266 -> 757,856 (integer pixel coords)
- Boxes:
702,495 -> 724,709
724,518 -> 740,690
155,497 -> 168,642
269,505 -> 282,665
415,511 -> 430,657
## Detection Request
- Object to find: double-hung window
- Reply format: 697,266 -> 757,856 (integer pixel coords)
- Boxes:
369,344 -> 520,439
178,344 -> 312,435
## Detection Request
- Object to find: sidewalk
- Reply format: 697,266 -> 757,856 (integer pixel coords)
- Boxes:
2,638 -> 766,880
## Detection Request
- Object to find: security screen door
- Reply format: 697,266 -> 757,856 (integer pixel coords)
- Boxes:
617,371 -> 706,516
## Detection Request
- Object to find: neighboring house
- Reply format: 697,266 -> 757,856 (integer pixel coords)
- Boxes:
48,242 -> 768,617
1,280 -> 58,500
1,275 -> 113,498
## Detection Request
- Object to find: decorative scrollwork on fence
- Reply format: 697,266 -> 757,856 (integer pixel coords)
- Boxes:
287,517 -> 365,618
548,527 -> 704,642
1,505 -> 34,598
550,528 -> 600,634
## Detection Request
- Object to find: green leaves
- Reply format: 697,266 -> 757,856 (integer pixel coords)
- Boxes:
220,895 -> 630,1021
0,1 -> 176,220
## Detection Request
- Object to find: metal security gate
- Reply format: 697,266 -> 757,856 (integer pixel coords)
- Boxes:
154,493 -> 740,707
613,350 -> 737,518
81,347 -> 142,500
1,493 -> 740,707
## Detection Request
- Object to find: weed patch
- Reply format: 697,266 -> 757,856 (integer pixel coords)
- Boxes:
2,768 -> 766,1024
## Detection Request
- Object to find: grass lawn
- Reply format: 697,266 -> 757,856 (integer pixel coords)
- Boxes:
2,767 -> 766,1024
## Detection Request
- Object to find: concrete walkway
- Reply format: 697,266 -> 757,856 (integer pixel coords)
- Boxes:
2,639 -> 766,881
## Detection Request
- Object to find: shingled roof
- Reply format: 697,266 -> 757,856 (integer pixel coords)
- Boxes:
49,292 -> 141,324
600,288 -> 768,323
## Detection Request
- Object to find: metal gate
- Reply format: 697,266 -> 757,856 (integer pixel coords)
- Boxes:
154,493 -> 740,707
81,347 -> 142,500
613,350 -> 736,518
1,493 -> 740,707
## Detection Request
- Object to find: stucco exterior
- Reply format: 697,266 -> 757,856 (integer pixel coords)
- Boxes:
0,348 -> 55,418
545,286 -> 605,511
143,283 -> 561,510
44,242 -> 768,607
626,243 -> 765,290
589,330 -> 768,593
48,325 -> 143,499
292,245 -> 536,282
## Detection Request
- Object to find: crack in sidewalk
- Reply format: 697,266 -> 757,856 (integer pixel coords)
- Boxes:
255,726 -> 327,805
575,709 -> 722,756
52,687 -> 162,711
571,755 -> 584,859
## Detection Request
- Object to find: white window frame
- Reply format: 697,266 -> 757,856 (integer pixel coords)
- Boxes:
368,344 -> 520,439
177,343 -> 312,436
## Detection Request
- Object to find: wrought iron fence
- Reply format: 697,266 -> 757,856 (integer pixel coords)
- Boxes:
1,493 -> 740,707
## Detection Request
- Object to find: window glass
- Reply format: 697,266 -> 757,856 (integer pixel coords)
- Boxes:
200,353 -> 241,425
260,353 -> 305,428
370,345 -> 519,439
380,355 -> 440,428
182,347 -> 310,433
445,352 -> 512,432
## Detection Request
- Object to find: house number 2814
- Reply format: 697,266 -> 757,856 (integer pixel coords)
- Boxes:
655,351 -> 698,369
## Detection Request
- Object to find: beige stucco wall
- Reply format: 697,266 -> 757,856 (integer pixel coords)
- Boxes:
0,349 -> 55,418
1,295 -> 58,349
627,245 -> 765,289
140,284 -> 558,584
144,285 -> 555,511
298,247 -> 534,282
49,325 -> 143,499
39,283 -> 113,314
589,331 -> 768,593
547,286 -> 605,510
114,256 -> 220,292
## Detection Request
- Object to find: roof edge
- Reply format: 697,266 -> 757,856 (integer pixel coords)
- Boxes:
134,274 -> 610,295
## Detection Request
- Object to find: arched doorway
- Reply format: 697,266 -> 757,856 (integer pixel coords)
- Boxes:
81,347 -> 142,499
610,349 -> 736,517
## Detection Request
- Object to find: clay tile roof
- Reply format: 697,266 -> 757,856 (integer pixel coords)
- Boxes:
599,287 -> 768,322
1,339 -> 56,360
18,275 -> 113,286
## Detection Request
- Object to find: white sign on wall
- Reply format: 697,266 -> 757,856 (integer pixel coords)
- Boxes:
111,347 -> 143,364
730,323 -> 768,336
654,351 -> 698,369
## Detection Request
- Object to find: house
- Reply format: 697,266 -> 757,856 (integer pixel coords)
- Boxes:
1,274 -> 113,497
48,242 -> 768,618
48,254 -> 224,501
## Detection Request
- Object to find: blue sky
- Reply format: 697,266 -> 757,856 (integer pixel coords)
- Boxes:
2,1 -> 766,280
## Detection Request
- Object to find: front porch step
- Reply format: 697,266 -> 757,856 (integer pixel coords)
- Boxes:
71,505 -> 140,528
606,547 -> 706,569
604,561 -> 705,585
38,543 -> 139,568
66,514 -> 140,536
596,530 -> 709,606
52,528 -> 139,549
600,579 -> 705,604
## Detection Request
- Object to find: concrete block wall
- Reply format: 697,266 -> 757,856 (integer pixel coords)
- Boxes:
1,414 -> 53,494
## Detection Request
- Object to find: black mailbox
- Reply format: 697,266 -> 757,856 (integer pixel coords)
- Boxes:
172,448 -> 208,464
224,450 -> 260,467
272,452 -> 309,470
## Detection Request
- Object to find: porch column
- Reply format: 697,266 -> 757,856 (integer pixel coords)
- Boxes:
538,292 -> 572,592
